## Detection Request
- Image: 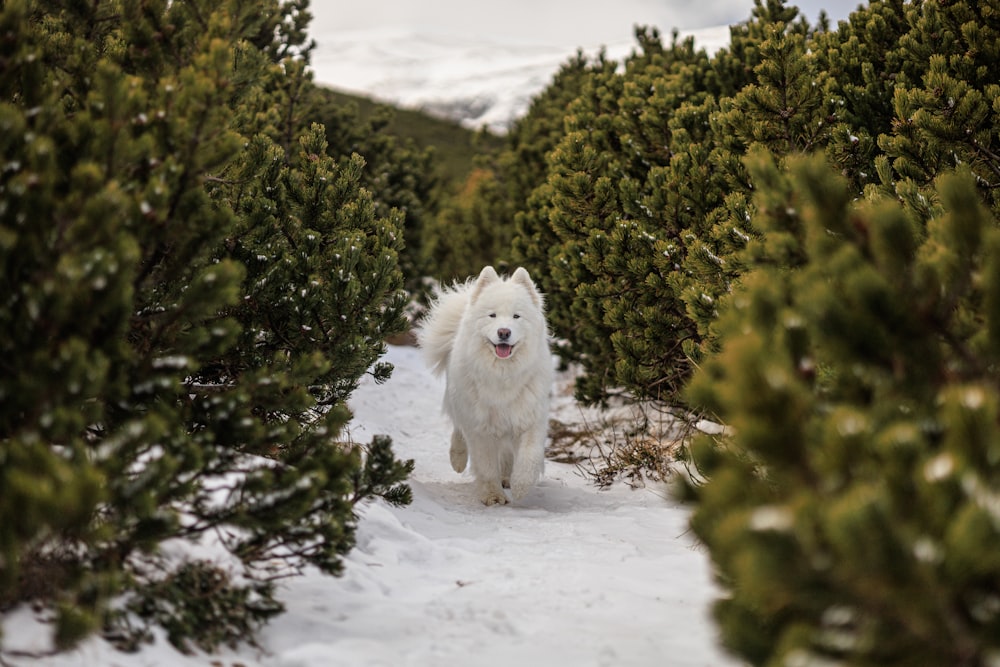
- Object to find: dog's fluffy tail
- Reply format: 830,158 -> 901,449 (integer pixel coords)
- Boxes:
416,281 -> 471,377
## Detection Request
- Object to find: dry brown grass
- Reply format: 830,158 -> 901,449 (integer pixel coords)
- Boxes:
546,399 -> 694,489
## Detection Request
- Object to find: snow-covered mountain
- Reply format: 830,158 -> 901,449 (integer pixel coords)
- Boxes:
308,25 -> 731,132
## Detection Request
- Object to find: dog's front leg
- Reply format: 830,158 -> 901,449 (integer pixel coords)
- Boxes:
450,429 -> 469,472
509,433 -> 545,501
469,438 -> 508,505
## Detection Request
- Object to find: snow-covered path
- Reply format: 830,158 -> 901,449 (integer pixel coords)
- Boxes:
260,344 -> 736,667
4,344 -> 737,667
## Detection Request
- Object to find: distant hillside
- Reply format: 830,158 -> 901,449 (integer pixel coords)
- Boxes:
316,86 -> 505,190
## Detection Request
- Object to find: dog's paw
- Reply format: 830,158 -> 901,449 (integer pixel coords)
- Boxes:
480,489 -> 508,506
479,481 -> 507,505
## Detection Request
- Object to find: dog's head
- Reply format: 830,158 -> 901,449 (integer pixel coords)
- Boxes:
468,266 -> 546,361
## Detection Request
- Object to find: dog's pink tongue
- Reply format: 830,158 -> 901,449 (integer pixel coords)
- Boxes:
495,343 -> 512,358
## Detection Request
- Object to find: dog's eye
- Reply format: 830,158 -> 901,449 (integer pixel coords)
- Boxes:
488,313 -> 496,318
513,314 -> 521,319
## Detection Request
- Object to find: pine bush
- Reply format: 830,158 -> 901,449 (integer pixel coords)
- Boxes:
472,0 -> 1000,403
1,0 -> 412,651
311,90 -> 440,292
685,154 -> 1000,666
502,6 -> 826,405
112,561 -> 282,654
524,29 -> 722,404
421,167 -> 513,281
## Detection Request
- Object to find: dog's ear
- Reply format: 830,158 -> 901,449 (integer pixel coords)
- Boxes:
511,267 -> 544,308
477,266 -> 500,284
470,265 -> 500,302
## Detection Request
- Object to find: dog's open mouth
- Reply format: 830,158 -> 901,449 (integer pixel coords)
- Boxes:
494,343 -> 514,359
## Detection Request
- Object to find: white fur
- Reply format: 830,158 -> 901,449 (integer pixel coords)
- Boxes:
418,266 -> 552,505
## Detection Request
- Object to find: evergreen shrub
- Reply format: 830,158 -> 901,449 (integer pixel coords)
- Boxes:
0,0 -> 413,651
685,154 -> 1000,666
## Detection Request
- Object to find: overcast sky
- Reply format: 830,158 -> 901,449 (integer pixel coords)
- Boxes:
311,0 -> 865,49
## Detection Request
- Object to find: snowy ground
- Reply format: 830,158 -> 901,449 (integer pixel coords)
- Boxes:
4,343 -> 739,667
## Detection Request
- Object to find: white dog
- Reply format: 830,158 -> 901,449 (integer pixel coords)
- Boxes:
419,266 -> 552,505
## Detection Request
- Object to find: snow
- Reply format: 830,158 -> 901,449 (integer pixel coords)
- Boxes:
308,25 -> 731,132
4,343 -> 737,667
306,22 -> 737,133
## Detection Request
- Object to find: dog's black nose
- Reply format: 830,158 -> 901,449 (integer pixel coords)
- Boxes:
497,328 -> 511,341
